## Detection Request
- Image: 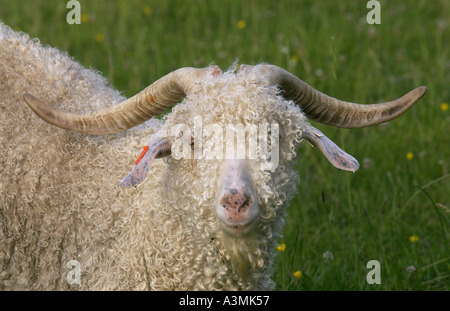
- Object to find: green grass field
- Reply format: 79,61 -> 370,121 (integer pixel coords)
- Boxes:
1,0 -> 448,290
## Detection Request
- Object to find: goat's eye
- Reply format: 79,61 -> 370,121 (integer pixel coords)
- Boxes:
190,137 -> 195,150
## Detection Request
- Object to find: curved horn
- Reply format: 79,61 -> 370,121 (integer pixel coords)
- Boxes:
259,64 -> 427,128
23,66 -> 217,135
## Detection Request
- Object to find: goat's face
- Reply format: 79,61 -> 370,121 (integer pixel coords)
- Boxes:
151,66 -> 307,238
143,83 -> 306,277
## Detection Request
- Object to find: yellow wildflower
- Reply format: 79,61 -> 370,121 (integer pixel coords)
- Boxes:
80,13 -> 88,23
276,243 -> 286,253
143,6 -> 152,16
409,235 -> 419,243
237,20 -> 246,29
95,33 -> 105,43
118,0 -> 126,9
406,152 -> 413,160
293,270 -> 302,279
441,102 -> 448,111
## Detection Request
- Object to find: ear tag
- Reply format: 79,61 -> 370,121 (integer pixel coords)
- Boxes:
119,137 -> 172,187
134,146 -> 149,164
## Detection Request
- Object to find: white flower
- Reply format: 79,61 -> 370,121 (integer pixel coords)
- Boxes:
323,251 -> 334,262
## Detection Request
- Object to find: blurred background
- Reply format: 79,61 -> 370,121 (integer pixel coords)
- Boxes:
1,0 -> 448,290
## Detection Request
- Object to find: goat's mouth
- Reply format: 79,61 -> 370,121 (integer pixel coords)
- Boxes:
219,217 -> 259,236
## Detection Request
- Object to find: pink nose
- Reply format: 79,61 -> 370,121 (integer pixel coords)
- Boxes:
219,188 -> 254,221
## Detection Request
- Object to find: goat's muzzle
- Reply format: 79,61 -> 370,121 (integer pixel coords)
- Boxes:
216,159 -> 259,236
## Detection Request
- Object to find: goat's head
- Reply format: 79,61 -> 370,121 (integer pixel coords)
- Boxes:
23,64 -> 426,276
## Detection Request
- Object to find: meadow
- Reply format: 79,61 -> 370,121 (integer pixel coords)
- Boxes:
1,0 -> 448,290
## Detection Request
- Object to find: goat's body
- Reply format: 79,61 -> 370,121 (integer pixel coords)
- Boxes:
0,23 -> 302,290
0,23 -> 157,289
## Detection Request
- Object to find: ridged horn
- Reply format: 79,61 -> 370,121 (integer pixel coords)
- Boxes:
260,64 -> 427,128
23,67 -> 216,135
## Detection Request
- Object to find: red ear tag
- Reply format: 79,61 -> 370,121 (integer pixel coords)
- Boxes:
134,146 -> 149,164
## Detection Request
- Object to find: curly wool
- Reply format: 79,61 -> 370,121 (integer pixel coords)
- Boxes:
0,23 -> 308,290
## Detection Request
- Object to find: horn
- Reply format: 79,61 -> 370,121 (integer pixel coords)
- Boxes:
23,67 -> 216,135
260,64 -> 427,128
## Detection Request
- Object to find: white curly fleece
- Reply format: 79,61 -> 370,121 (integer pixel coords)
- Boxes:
0,22 -> 308,290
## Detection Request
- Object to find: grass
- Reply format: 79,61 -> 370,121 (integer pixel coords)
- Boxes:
1,0 -> 448,290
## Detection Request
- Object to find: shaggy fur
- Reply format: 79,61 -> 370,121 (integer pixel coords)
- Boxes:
0,23 -> 307,290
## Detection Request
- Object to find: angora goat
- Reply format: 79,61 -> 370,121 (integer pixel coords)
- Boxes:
0,23 -> 426,290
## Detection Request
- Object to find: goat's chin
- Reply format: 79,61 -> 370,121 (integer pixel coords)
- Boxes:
218,217 -> 259,237
216,226 -> 262,278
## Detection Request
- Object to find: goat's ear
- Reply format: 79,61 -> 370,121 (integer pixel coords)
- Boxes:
302,126 -> 359,172
119,137 -> 172,187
